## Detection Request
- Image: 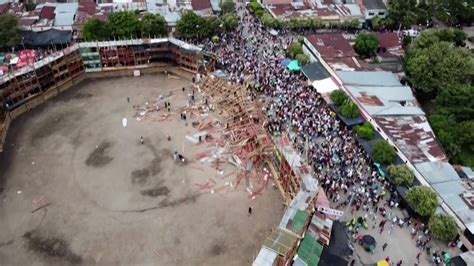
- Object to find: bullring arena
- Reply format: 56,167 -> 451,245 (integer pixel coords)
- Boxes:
0,39 -> 287,265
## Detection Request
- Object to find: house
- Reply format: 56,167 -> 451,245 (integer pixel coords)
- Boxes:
376,32 -> 403,61
191,0 -> 212,16
304,34 -> 361,71
361,0 -> 386,20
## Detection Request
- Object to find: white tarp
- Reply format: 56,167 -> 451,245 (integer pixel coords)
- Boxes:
312,77 -> 339,94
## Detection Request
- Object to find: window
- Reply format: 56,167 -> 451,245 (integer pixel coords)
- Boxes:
378,12 -> 385,16
368,12 -> 374,16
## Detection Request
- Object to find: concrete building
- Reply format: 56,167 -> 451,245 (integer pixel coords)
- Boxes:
361,0 -> 386,19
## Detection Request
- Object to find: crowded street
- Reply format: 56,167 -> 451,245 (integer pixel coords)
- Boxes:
200,4 -> 459,265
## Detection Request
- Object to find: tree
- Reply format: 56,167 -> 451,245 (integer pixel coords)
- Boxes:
176,11 -> 206,38
406,186 -> 438,217
330,90 -> 348,106
402,35 -> 412,47
0,14 -> 21,50
339,100 -> 360,118
371,15 -> 384,31
220,0 -> 236,14
262,13 -> 280,29
385,0 -> 419,29
222,13 -> 239,32
140,13 -> 167,37
372,140 -> 396,165
353,33 -> 379,58
433,0 -> 474,26
295,53 -> 309,65
108,11 -> 141,39
248,0 -> 263,13
297,36 -> 305,44
435,85 -> 474,122
355,122 -> 375,140
405,42 -> 474,94
288,43 -> 303,58
429,214 -> 458,242
429,112 -> 461,158
388,165 -> 415,187
206,16 -> 224,35
81,18 -> 110,41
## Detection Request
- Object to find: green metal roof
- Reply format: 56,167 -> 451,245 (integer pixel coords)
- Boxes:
291,210 -> 309,235
297,234 -> 323,266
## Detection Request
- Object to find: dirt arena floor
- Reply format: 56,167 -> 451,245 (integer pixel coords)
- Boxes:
0,73 -> 285,265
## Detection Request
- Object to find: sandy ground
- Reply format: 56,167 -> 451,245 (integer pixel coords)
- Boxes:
0,73 -> 284,266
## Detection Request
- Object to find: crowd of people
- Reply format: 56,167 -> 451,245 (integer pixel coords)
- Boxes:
201,4 -> 451,265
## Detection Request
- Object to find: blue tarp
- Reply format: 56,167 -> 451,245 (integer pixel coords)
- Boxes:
281,58 -> 291,67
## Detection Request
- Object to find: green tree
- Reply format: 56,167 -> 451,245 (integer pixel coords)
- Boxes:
140,13 -> 167,37
0,14 -> 21,50
385,0 -> 419,28
176,11 -> 206,38
262,13 -> 280,29
433,0 -> 474,25
405,42 -> 474,94
295,53 -> 309,65
435,85 -> 474,121
406,186 -> 438,217
288,43 -> 303,58
248,0 -> 263,13
81,18 -> 110,41
330,90 -> 348,106
220,0 -> 236,14
429,112 -> 461,157
402,35 -> 412,47
388,165 -> 415,187
206,16 -> 224,35
353,33 -> 379,58
222,13 -> 239,32
429,214 -> 458,242
371,15 -> 384,31
108,11 -> 141,39
339,100 -> 360,118
372,140 -> 396,165
355,122 -> 375,140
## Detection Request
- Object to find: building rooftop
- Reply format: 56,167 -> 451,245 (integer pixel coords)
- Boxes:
421,163 -> 474,233
377,32 -> 403,58
0,2 -> 10,15
344,84 -> 424,116
375,116 -> 447,163
337,70 -> 401,86
302,61 -> 330,81
336,71 -> 447,164
307,34 -> 356,58
416,161 -> 463,184
39,6 -> 55,19
362,0 -> 386,10
191,0 -> 210,10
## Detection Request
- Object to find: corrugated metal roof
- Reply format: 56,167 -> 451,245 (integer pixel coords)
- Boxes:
363,0 -> 386,10
39,6 -> 56,19
415,161 -> 460,184
337,71 -> 401,87
263,227 -> 299,257
191,0 -> 210,10
253,247 -> 278,266
54,12 -> 75,26
344,84 -> 424,116
375,116 -> 447,163
297,234 -> 323,266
